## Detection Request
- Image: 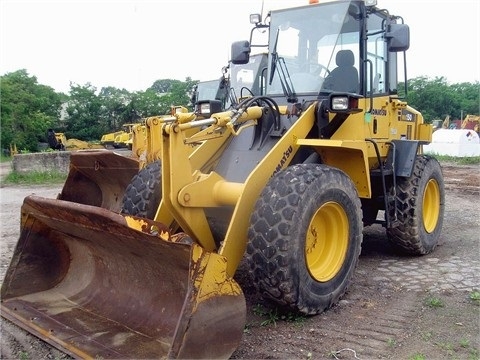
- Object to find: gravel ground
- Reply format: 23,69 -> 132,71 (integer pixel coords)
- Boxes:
0,160 -> 479,359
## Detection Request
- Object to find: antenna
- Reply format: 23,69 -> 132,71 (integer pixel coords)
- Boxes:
260,0 -> 264,20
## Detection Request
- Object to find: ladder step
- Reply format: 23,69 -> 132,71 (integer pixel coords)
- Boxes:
370,168 -> 393,176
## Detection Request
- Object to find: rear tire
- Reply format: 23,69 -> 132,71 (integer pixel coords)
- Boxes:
387,155 -> 445,255
121,161 -> 162,219
247,164 -> 363,315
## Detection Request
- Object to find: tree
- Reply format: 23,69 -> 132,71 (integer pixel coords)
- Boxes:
155,77 -> 197,112
125,78 -> 198,120
64,83 -> 104,140
129,89 -> 166,119
5,68 -> 477,154
0,69 -> 62,152
450,82 -> 480,119
150,79 -> 175,94
98,86 -> 132,131
403,76 -> 480,122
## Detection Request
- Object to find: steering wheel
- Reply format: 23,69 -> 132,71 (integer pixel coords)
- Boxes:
310,63 -> 330,78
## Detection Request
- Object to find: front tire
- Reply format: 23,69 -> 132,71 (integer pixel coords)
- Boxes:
387,155 -> 445,255
121,160 -> 162,219
247,164 -> 363,315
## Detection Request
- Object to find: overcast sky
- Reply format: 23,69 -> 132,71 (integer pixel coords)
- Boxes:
1,0 -> 479,94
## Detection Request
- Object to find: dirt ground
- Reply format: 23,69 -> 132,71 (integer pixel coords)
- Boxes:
0,160 -> 479,360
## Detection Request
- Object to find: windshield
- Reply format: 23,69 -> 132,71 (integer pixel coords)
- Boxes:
230,53 -> 267,98
196,80 -> 224,102
267,1 -> 361,95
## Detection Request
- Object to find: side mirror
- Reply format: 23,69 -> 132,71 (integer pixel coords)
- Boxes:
386,24 -> 410,52
348,3 -> 362,20
190,84 -> 198,105
231,41 -> 251,65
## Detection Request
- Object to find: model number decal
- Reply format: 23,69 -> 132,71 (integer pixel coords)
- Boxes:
400,110 -> 416,122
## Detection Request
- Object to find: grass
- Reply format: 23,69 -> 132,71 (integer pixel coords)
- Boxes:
460,339 -> 471,348
424,296 -> 444,308
0,154 -> 12,163
469,290 -> 480,303
252,304 -> 306,327
409,353 -> 426,360
434,154 -> 480,165
386,338 -> 397,347
421,331 -> 433,341
243,322 -> 253,334
253,305 -> 280,326
2,170 -> 67,185
416,293 -> 480,360
436,341 -> 454,355
470,348 -> 480,360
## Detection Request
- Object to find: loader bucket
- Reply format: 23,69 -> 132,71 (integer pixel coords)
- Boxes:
1,196 -> 246,359
58,150 -> 139,212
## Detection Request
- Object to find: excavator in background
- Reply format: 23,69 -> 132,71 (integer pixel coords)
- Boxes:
432,117 -> 445,131
442,115 -> 452,129
461,114 -> 480,134
46,129 -> 104,151
8,143 -> 18,156
1,1 -> 445,358
433,114 -> 480,134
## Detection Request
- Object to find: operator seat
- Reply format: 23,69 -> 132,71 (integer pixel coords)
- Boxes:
322,50 -> 359,93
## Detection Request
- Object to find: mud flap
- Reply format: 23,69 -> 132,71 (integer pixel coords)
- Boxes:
58,150 -> 139,212
1,196 -> 246,359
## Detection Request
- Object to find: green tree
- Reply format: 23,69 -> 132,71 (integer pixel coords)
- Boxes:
403,76 -> 480,122
129,89 -> 165,118
150,79 -> 175,94
64,83 -> 104,140
147,78 -> 198,114
0,69 -> 62,152
98,86 -> 132,131
450,81 -> 480,119
155,77 -> 197,112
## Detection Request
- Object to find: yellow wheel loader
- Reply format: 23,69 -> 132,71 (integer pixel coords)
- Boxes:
1,1 -> 445,358
100,130 -> 124,148
113,123 -> 137,149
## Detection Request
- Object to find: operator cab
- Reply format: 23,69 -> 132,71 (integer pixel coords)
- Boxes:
232,0 -> 410,105
192,53 -> 268,118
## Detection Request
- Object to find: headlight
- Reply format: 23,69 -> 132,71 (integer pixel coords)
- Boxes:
328,94 -> 362,114
199,103 -> 211,115
331,96 -> 349,110
195,100 -> 222,117
250,13 -> 261,25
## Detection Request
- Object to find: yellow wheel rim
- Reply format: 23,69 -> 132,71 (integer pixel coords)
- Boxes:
305,201 -> 349,282
423,178 -> 440,233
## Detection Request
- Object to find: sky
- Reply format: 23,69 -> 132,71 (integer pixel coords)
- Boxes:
1,0 -> 479,94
